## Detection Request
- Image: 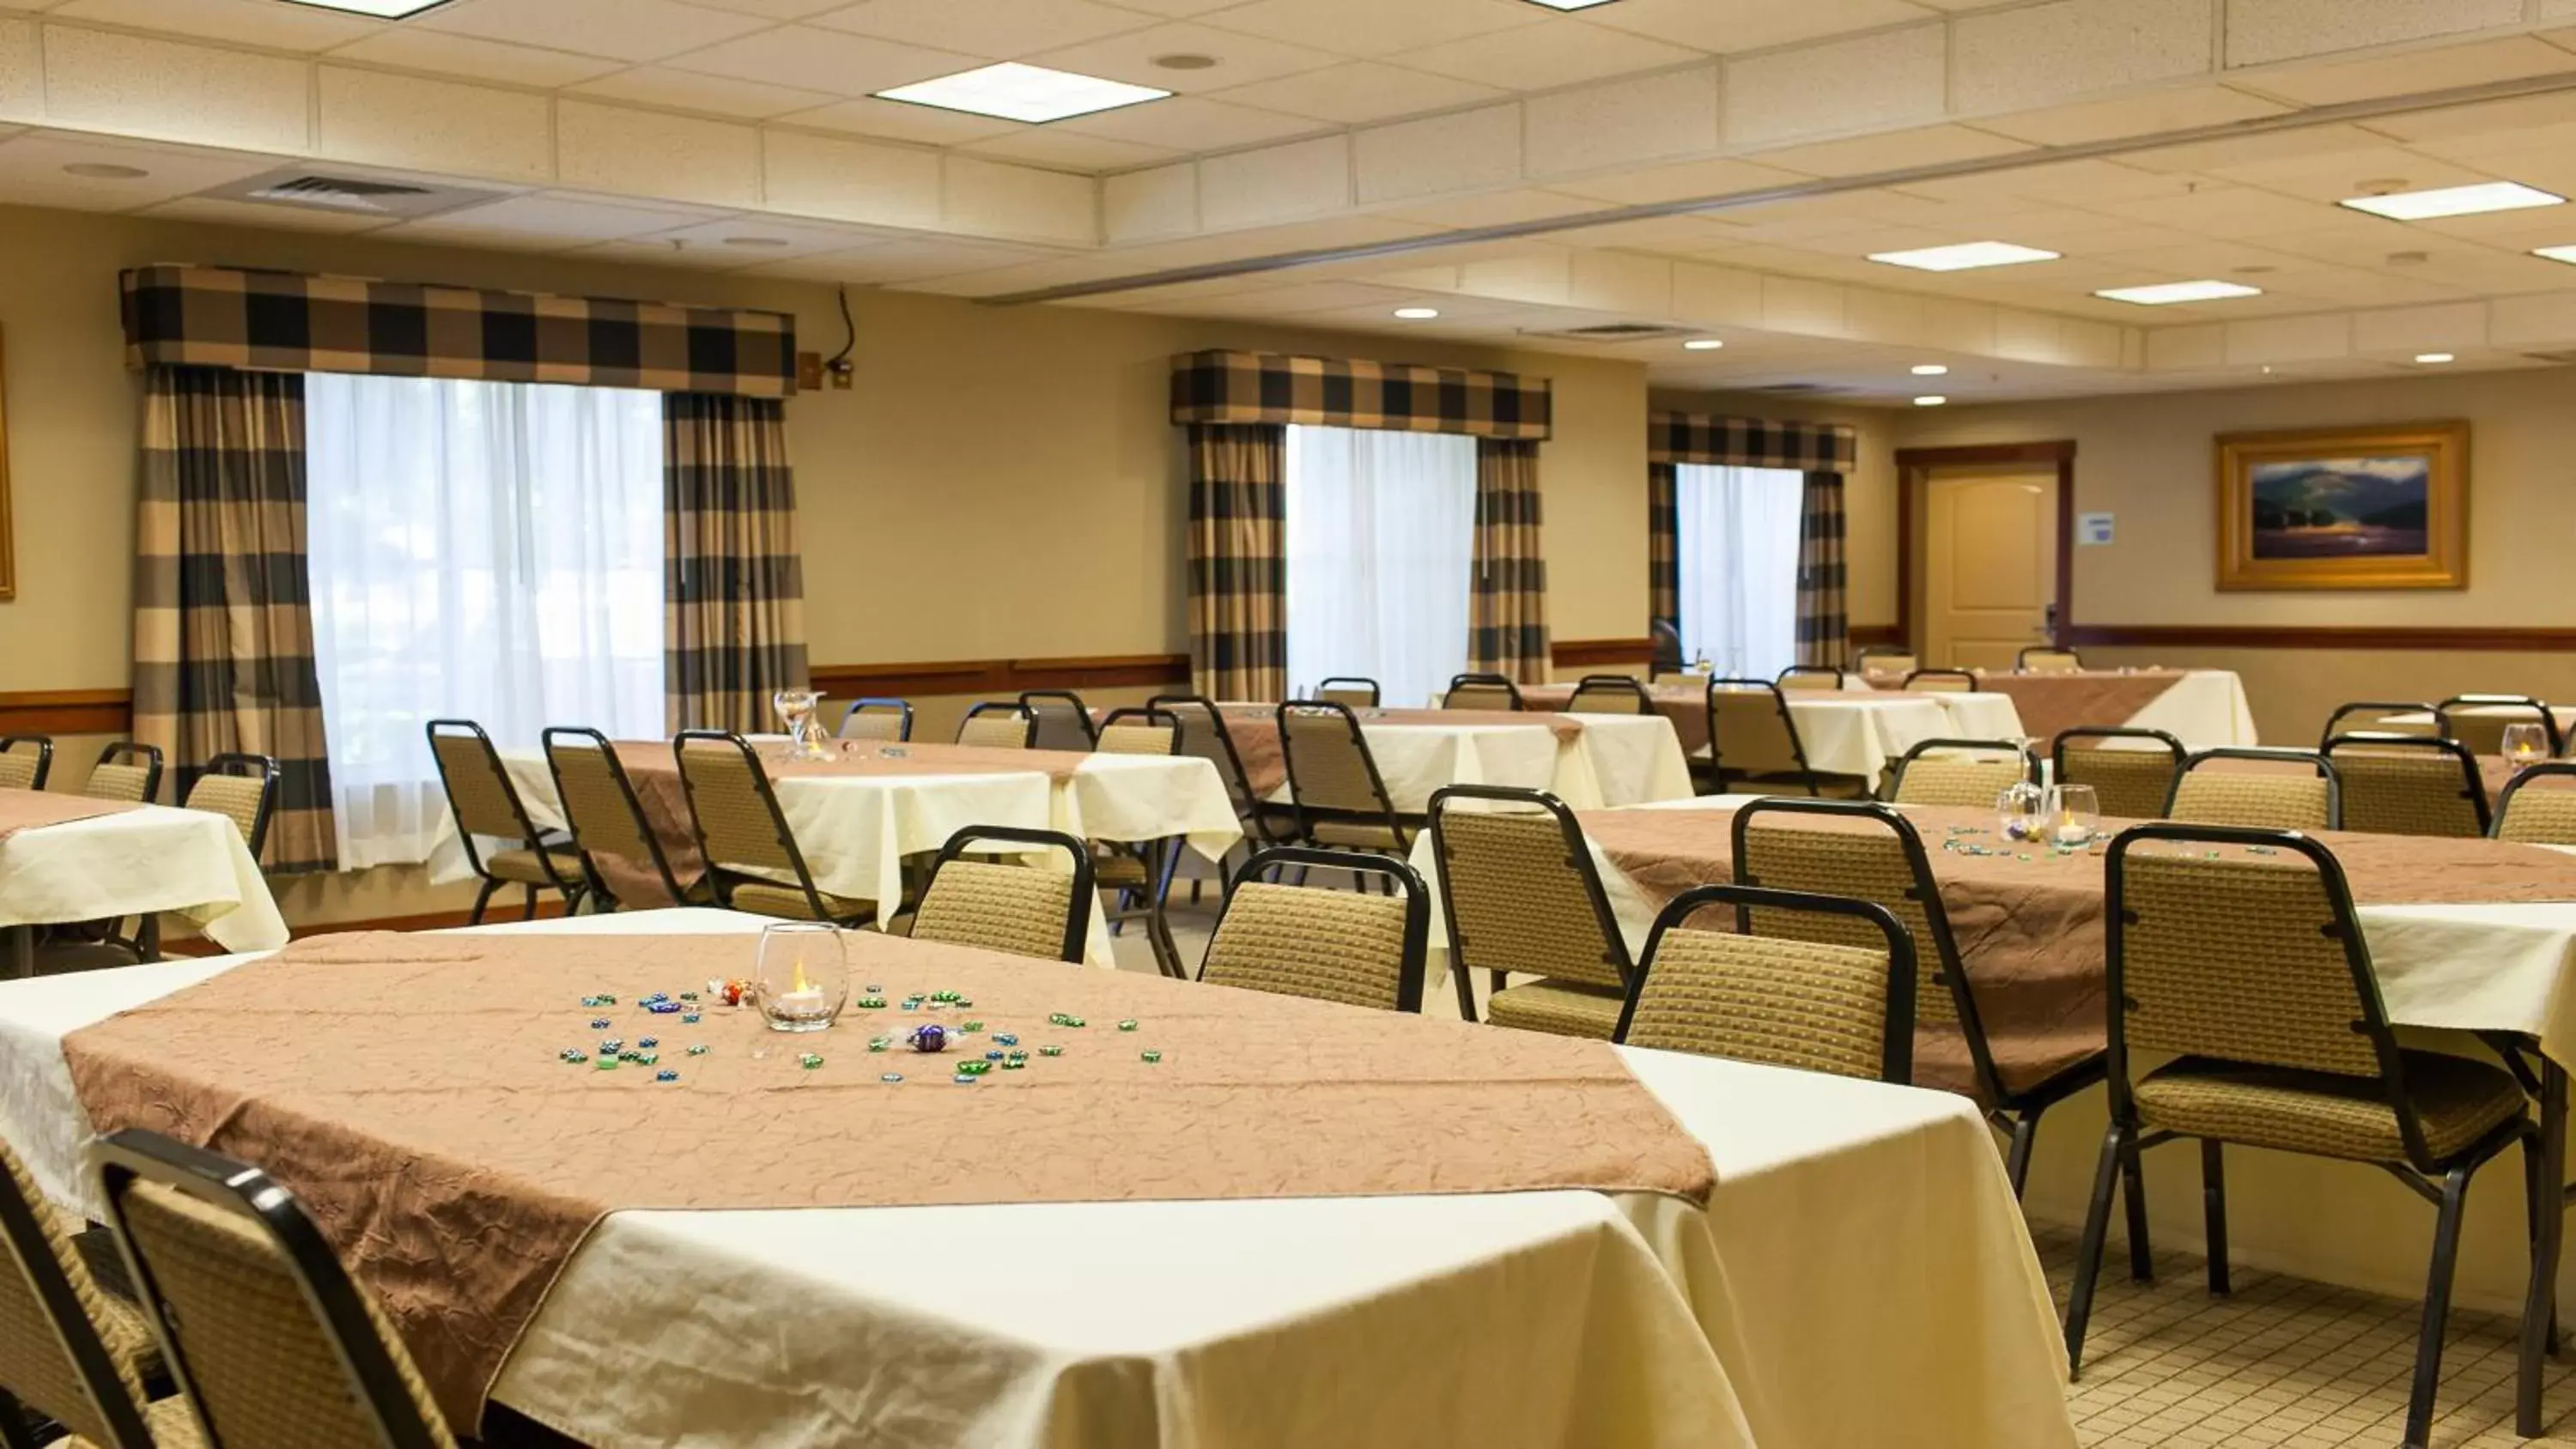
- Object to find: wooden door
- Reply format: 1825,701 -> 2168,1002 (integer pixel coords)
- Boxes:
1924,470 -> 2057,672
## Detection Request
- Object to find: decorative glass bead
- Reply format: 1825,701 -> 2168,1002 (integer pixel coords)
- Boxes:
680,991 -> 700,1002
1140,1050 -> 1163,1064
1039,1045 -> 1065,1058
1065,1016 -> 1086,1028
638,1037 -> 659,1049
686,1044 -> 709,1057
595,1057 -> 618,1070
858,997 -> 888,1010
961,1021 -> 984,1033
656,1070 -> 679,1082
682,1013 -> 702,1025
799,1052 -> 825,1070
590,1018 -> 612,1029
562,1050 -> 588,1064
984,1050 -> 1005,1061
636,1052 -> 659,1066
1000,1058 -> 1026,1070
650,1001 -> 683,1015
1117,1019 -> 1138,1032
957,1059 -> 992,1076
951,1074 -> 977,1085
880,1072 -> 904,1083
993,1034 -> 1018,1047
600,1039 -> 623,1053
1005,1050 -> 1028,1062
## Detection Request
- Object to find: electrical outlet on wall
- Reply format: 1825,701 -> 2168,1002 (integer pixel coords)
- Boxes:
796,352 -> 824,391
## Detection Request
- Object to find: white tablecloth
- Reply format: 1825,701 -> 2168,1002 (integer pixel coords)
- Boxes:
1266,715 -> 1693,811
0,805 -> 288,955
1781,695 -> 1955,779
0,911 -> 2077,1449
2120,669 -> 2257,750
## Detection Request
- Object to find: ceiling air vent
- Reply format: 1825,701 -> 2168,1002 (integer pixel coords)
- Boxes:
1523,322 -> 1696,341
200,168 -> 509,220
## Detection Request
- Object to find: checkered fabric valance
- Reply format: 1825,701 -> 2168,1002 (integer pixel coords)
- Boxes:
1170,349 -> 1551,440
1649,410 -> 1856,469
120,264 -> 799,399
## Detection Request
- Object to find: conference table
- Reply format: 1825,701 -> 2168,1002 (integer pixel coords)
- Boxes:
1520,681 -> 2026,782
1224,705 -> 1695,809
0,792 -> 288,974
0,909 -> 2081,1449
1875,668 -> 2258,752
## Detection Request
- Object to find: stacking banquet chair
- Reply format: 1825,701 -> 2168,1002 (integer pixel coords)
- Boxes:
1277,700 -> 1418,858
426,719 -> 586,924
1776,665 -> 1844,692
1199,846 -> 1429,1013
1564,675 -> 1651,714
1315,677 -> 1380,709
1152,692 -> 1285,852
1427,785 -> 1635,1034
2064,826 -> 2537,1449
2166,747 -> 2342,830
2323,732 -> 2488,838
957,702 -> 1038,749
1885,738 -> 2033,808
95,753 -> 283,964
2052,728 -> 2187,822
544,726 -> 706,910
1088,709 -> 1186,976
907,826 -> 1093,963
0,737 -> 52,792
673,731 -> 871,926
1443,673 -> 1522,712
1018,691 -> 1097,752
0,1133 -> 172,1449
836,697 -> 913,742
1851,646 -> 1919,681
1614,882 -> 1916,1085
2493,763 -> 2576,845
90,1129 -> 460,1449
80,745 -> 161,806
2017,646 -> 2084,673
1732,797 -> 2105,1193
2320,700 -> 2446,747
1700,680 -> 1863,798
1902,669 -> 1978,694
2438,694 -> 2564,758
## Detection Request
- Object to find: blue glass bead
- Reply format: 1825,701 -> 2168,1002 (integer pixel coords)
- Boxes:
638,1036 -> 659,1049
590,1018 -> 611,1029
649,1001 -> 682,1015
908,1024 -> 949,1053
985,1050 -> 1005,1061
993,1034 -> 1018,1046
951,1074 -> 977,1085
655,1070 -> 679,1082
599,1039 -> 623,1053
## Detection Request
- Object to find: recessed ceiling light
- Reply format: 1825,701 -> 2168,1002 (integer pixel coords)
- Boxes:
1392,306 -> 1440,320
1681,338 -> 1723,351
2094,280 -> 2264,306
723,236 -> 791,248
1868,241 -> 2060,272
2340,181 -> 2565,221
1519,0 -> 1623,9
1910,363 -> 1947,376
62,163 -> 149,179
1913,395 -> 1947,407
876,62 -> 1169,124
2415,353 -> 2456,364
277,0 -> 454,15
2535,245 -> 2576,266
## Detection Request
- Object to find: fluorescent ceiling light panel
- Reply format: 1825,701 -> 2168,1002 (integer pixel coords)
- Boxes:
1867,241 -> 2059,272
1682,339 -> 1723,350
2415,353 -> 2455,364
1392,306 -> 1440,319
280,0 -> 454,15
2340,181 -> 2564,221
876,63 -> 1170,124
1912,396 -> 1947,407
1910,363 -> 1947,376
2094,280 -> 2263,306
2534,246 -> 2576,265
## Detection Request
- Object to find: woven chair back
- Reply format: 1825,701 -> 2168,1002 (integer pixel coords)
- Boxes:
675,735 -> 796,873
1428,792 -> 1626,990
1315,678 -> 1380,709
1776,666 -> 1844,692
2019,648 -> 2083,674
2169,753 -> 2336,830
2324,736 -> 2485,838
1020,692 -> 1096,752
1855,651 -> 1919,676
1903,670 -> 1977,694
82,744 -> 161,805
2111,847 -> 2378,1076
0,737 -> 49,791
0,1139 -> 149,1446
837,700 -> 911,742
1443,679 -> 1519,711
184,755 -> 276,853
1889,742 -> 2029,808
1094,710 -> 1176,757
2436,697 -> 2558,757
1709,685 -> 1805,776
2494,766 -> 2576,845
2055,730 -> 2184,821
910,863 -> 1078,961
1280,704 -> 1394,817
545,731 -> 659,864
1203,880 -> 1417,1010
1737,817 -> 1954,1025
957,707 -> 1035,749
427,724 -> 526,839
1565,676 -> 1649,714
1626,926 -> 1896,1081
2320,700 -> 2442,746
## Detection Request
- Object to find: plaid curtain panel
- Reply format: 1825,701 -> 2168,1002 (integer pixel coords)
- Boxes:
123,264 -> 797,400
665,394 -> 810,734
1649,410 -> 1856,469
1796,470 -> 1850,669
1172,350 -> 1550,440
1470,440 -> 1551,683
1186,424 -> 1287,700
1648,462 -> 1680,640
131,367 -> 338,872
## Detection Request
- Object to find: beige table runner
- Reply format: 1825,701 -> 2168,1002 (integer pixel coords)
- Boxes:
0,792 -> 143,847
1581,803 -> 2576,1100
1219,706 -> 1583,798
64,930 -> 1716,1429
1923,671 -> 2184,746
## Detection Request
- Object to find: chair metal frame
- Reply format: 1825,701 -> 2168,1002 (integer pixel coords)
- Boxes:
2066,824 -> 2538,1449
1700,678 -> 1826,797
2166,746 -> 2345,829
425,718 -> 586,924
0,735 -> 52,791
542,726 -> 694,912
1564,674 -> 1653,714
2016,646 -> 2085,671
1443,672 -> 1524,711
1901,669 -> 1978,693
2048,726 -> 2187,821
836,697 -> 914,742
1089,708 -> 1187,975
1018,690 -> 1097,751
1883,737 -> 2036,805
189,752 -> 280,861
919,825 -> 1097,965
1775,665 -> 1846,691
2493,761 -> 2576,841
1150,693 -> 1285,848
90,1128 -> 452,1449
1276,700 -> 1414,853
1207,846 -> 1431,1013
2319,700 -> 2447,750
957,701 -> 1039,749
1314,676 -> 1382,707
2439,694 -> 2564,755
2322,731 -> 2491,836
0,1145 -> 155,1449
671,730 -> 866,926
1426,784 -> 1634,1025
1619,882 -> 1918,1086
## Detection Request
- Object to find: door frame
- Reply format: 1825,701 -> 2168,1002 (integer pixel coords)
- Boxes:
1885,440 -> 2076,655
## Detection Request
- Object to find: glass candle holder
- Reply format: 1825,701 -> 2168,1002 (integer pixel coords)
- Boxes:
1996,779 -> 2045,845
2503,722 -> 2550,769
752,922 -> 848,1033
2044,783 -> 2101,847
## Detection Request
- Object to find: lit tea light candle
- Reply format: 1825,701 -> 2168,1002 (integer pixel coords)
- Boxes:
774,958 -> 830,1023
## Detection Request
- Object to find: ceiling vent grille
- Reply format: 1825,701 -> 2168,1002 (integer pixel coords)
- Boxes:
203,168 -> 509,220
1524,322 -> 1695,341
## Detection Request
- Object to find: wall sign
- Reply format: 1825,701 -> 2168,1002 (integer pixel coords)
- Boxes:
2076,512 -> 2115,546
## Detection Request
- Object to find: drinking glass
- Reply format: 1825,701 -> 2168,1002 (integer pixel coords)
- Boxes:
751,922 -> 848,1033
772,688 -> 828,761
2503,722 -> 2550,768
2044,783 -> 2101,846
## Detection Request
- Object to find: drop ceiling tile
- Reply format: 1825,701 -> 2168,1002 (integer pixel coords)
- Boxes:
572,67 -> 841,119
762,128 -> 944,227
766,236 -> 1066,286
1952,0 -> 2214,114
959,127 -> 1176,171
808,0 -> 1158,58
42,27 -> 308,152
1525,65 -> 1717,179
419,0 -> 773,64
2237,35 -> 2576,107
665,0 -> 851,16
780,96 -> 1023,143
1054,94 -> 1322,149
2124,123 -> 2437,175
664,26 -> 977,95
1543,215 -> 1742,252
2411,144 -> 2576,197
1544,155 -> 1809,205
1085,0 -> 1253,15
325,30 -> 627,88
1377,187 -> 1602,228
0,130 -> 276,210
1203,0 -> 1545,58
2205,147 -> 2500,203
1199,133 -> 1349,228
52,0 -> 380,51
1030,22 -> 1340,94
1973,83 -> 2289,147
1583,0 -> 1933,54
1727,23 -> 1944,149
380,192 -> 718,246
1355,102 -> 1519,203
1391,18 -> 1705,93
2085,184 -> 2334,237
318,66 -> 554,182
1208,60 -> 1508,124
0,17 -> 33,124
1747,124 -> 2032,178
141,195 -> 401,233
1891,158 -> 2201,207
2225,0 -> 2523,68
556,100 -> 761,206
2367,91 -> 2576,149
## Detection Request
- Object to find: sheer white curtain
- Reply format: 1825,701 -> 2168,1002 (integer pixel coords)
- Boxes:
305,374 -> 665,867
1284,424 -> 1478,708
1675,463 -> 1804,681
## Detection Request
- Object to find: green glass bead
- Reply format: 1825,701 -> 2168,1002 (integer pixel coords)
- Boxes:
1039,1045 -> 1065,1058
595,1057 -> 617,1070
957,1059 -> 992,1076
799,1053 -> 825,1070
636,1052 -> 659,1066
858,997 -> 888,1009
1140,1050 -> 1162,1064
1000,1058 -> 1025,1070
961,1021 -> 984,1033
1117,1019 -> 1138,1032
679,991 -> 700,1002
686,1044 -> 709,1057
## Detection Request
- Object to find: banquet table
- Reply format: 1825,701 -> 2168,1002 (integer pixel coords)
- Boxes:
0,910 -> 2081,1449
0,795 -> 288,972
423,740 -> 1242,967
1881,668 -> 2257,752
1522,682 -> 2025,783
1224,704 -> 1694,809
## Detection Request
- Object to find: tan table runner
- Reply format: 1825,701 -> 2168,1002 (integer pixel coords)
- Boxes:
1581,803 -> 2576,1101
0,791 -> 142,847
1905,670 -> 2185,746
64,930 -> 1716,1429
1219,706 -> 1582,798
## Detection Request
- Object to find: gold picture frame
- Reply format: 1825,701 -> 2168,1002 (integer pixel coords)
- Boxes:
0,324 -> 13,602
2215,420 -> 2467,591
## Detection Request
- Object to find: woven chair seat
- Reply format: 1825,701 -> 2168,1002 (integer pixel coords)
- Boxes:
1309,818 -> 1411,850
2134,1051 -> 2524,1164
1485,979 -> 1626,1039
1091,849 -> 1151,888
64,1394 -> 205,1449
726,881 -> 873,923
483,847 -> 584,888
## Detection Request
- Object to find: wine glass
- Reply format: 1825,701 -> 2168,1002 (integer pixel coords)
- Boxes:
1996,779 -> 2044,845
751,922 -> 848,1033
772,688 -> 826,760
2502,722 -> 2550,770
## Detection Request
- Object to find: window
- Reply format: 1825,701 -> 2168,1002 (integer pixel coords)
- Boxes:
1674,464 -> 1803,681
1283,425 -> 1479,708
305,374 -> 665,867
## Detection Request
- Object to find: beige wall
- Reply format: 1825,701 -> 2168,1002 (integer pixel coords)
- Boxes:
0,203 -> 1646,925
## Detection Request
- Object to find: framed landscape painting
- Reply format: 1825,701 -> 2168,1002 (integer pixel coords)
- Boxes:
2215,421 -> 2468,591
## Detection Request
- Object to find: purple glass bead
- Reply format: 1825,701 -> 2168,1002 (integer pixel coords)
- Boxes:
649,1001 -> 683,1015
908,1023 -> 950,1053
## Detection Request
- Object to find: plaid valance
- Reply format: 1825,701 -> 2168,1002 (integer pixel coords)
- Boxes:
1170,349 -> 1550,440
120,264 -> 797,399
1649,411 -> 1855,469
